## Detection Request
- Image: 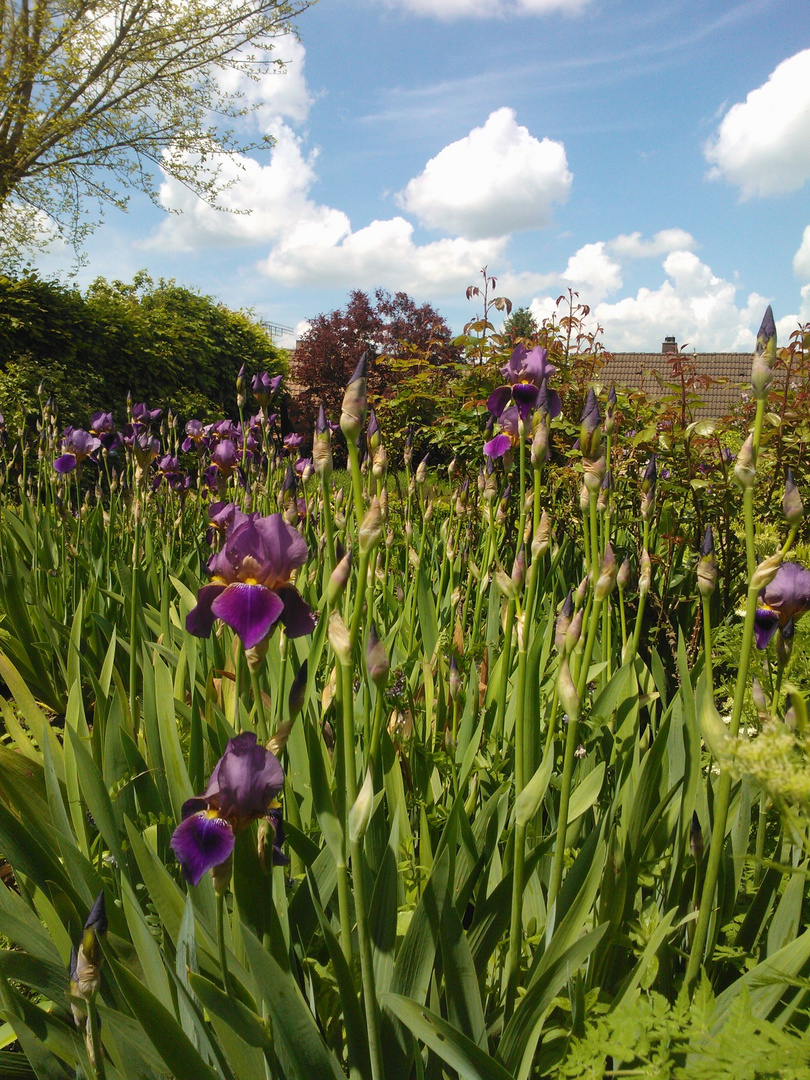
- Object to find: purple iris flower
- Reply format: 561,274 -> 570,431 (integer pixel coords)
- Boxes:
487,345 -> 561,421
182,420 -> 207,454
484,433 -> 513,460
54,428 -> 101,474
170,733 -> 285,885
252,373 -> 283,410
754,562 -> 810,648
186,513 -> 316,648
132,403 -> 162,424
284,433 -> 304,451
211,439 -> 239,477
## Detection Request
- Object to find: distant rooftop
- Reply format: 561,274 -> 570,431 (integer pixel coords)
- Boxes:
597,338 -> 751,417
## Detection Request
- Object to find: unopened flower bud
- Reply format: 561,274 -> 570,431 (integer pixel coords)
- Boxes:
617,558 -> 631,591
690,812 -> 703,861
783,469 -> 803,526
558,656 -> 580,722
359,496 -> 383,553
697,526 -> 717,597
328,611 -> 352,665
340,355 -> 368,442
565,607 -> 584,653
639,549 -> 652,597
752,676 -> 768,716
583,455 -> 606,493
532,510 -> 551,558
750,551 -> 783,592
327,548 -> 352,606
349,770 -> 374,843
580,388 -> 601,459
531,419 -> 549,466
449,655 -> 462,701
751,305 -> 777,399
495,568 -> 516,600
594,542 -> 617,600
416,454 -> 429,485
288,659 -> 308,720
734,434 -> 755,489
555,591 -> 574,651
366,623 -> 389,687
372,444 -> 387,478
511,546 -> 526,591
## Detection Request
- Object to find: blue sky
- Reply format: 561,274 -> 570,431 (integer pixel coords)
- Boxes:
34,0 -> 810,351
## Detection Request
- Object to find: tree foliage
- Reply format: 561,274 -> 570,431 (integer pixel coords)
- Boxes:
0,271 -> 284,424
289,287 -> 461,439
0,0 -> 311,258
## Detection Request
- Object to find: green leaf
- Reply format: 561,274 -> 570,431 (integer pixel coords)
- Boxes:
566,761 -> 605,824
241,925 -> 345,1080
381,993 -> 516,1080
106,953 -> 220,1080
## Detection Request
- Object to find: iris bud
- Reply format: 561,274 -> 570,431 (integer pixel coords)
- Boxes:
359,496 -> 383,554
366,623 -> 389,687
594,542 -> 617,600
734,434 -> 755,489
750,551 -> 783,592
327,548 -> 352,606
340,355 -> 368,443
639,549 -> 652,597
617,557 -> 631,591
288,659 -> 308,719
565,608 -> 584,654
751,305 -> 777,399
349,770 -> 374,843
690,812 -> 703,861
558,656 -> 580,722
783,469 -> 803,526
555,591 -> 574,652
531,510 -> 551,558
697,526 -> 717,598
328,611 -> 352,665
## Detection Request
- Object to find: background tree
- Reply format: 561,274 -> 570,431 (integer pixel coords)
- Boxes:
502,305 -> 539,345
0,0 -> 310,259
289,288 -> 461,442
0,271 -> 284,424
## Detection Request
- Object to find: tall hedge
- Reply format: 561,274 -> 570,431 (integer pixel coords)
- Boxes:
0,271 -> 286,426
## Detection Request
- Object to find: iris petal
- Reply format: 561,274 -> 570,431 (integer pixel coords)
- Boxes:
186,584 -> 227,639
210,582 -> 284,648
277,586 -> 317,638
171,813 -> 234,886
754,608 -> 780,649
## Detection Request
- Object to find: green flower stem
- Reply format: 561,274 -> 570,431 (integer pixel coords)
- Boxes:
350,831 -> 384,1080
85,997 -> 106,1080
618,586 -> 627,653
216,891 -> 233,998
754,794 -> 769,887
702,592 -> 714,694
320,472 -> 337,580
494,599 -> 516,743
548,594 -> 603,914
275,634 -> 289,727
532,463 -> 543,536
129,501 -> 141,736
685,580 -> 760,989
248,662 -> 268,743
347,441 -> 366,536
518,423 -> 527,544
471,513 -> 495,637
504,616 -> 529,1022
589,492 -> 600,583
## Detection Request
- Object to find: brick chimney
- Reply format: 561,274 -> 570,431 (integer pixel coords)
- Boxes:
662,336 -> 678,355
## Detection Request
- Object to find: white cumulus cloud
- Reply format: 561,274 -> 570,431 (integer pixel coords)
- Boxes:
215,35 -> 313,132
704,48 -> 810,198
141,125 -> 335,251
793,225 -> 810,280
528,249 -> 772,351
560,242 -> 622,302
609,229 -> 697,259
383,0 -> 592,18
397,107 -> 572,240
259,215 -> 506,295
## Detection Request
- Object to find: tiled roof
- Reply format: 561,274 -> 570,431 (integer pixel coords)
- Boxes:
596,353 -> 752,417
